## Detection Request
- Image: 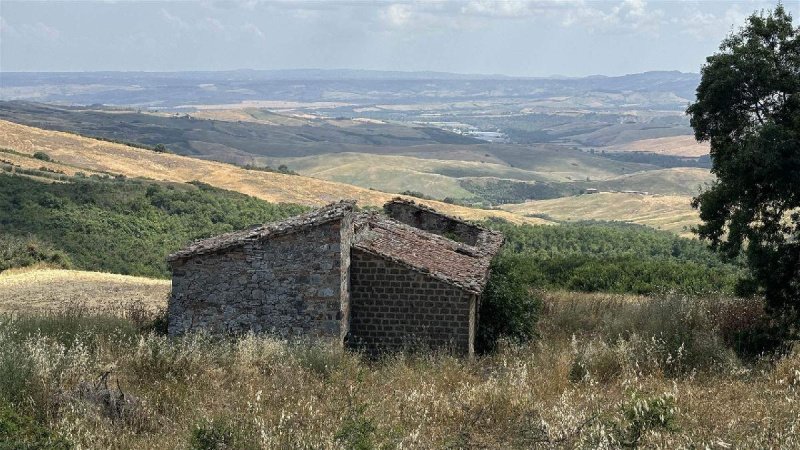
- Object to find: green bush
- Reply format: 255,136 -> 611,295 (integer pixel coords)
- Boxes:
190,417 -> 257,450
485,219 -> 744,296
0,401 -> 71,450
0,235 -> 72,272
475,254 -> 542,353
32,152 -> 51,162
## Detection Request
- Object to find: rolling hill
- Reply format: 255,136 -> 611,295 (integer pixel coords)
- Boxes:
0,119 -> 539,224
501,192 -> 698,235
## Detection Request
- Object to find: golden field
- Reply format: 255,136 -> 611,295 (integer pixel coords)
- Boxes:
502,192 -> 699,235
0,268 -> 169,314
605,136 -> 710,157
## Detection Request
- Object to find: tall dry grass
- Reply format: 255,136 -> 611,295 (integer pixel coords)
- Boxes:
1,293 -> 798,449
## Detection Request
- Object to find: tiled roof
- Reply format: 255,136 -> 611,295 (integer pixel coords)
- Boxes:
353,213 -> 504,294
167,200 -> 355,262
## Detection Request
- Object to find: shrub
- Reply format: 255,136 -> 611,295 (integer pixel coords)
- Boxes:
0,235 -> 72,272
334,403 -> 377,450
33,152 -> 51,162
0,401 -> 70,450
190,417 -> 257,450
611,392 -> 678,448
476,254 -> 542,353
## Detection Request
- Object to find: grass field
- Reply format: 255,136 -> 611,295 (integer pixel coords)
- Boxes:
604,136 -> 710,157
0,268 -> 169,314
0,119 -> 541,225
502,192 -> 698,235
1,277 -> 797,448
568,167 -> 714,196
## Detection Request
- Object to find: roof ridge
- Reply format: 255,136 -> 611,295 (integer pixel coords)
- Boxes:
167,200 -> 356,262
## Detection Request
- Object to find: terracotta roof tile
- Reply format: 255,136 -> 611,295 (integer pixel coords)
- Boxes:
353,213 -> 503,294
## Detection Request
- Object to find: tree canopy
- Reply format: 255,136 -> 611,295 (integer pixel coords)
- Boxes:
687,5 -> 800,316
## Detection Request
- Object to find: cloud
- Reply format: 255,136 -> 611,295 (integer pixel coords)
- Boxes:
381,4 -> 413,27
676,4 -> 749,40
0,16 -> 19,38
242,22 -> 264,39
562,0 -> 664,35
201,17 -> 226,33
160,9 -> 190,31
19,21 -> 61,41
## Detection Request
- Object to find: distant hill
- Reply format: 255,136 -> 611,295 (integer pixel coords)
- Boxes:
0,101 -> 481,163
0,70 -> 699,109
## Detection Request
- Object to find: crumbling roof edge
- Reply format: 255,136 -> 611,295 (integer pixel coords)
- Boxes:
386,197 -> 500,235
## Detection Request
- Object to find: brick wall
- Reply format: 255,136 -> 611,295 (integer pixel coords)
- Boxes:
347,249 -> 476,356
168,219 -> 350,340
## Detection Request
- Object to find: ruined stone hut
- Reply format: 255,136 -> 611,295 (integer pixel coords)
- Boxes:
167,198 -> 504,355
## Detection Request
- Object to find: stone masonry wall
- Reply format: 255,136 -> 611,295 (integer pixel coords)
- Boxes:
168,220 -> 350,340
347,249 -> 476,356
338,212 -> 353,343
384,202 -> 481,246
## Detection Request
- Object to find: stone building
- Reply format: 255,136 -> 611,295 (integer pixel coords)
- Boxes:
167,198 -> 504,355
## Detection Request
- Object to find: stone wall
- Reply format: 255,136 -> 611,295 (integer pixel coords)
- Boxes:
384,201 -> 481,246
347,249 -> 476,356
168,219 -> 350,340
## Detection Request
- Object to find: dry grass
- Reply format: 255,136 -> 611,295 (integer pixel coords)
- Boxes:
0,271 -> 800,449
605,136 -> 710,157
502,192 -> 698,236
0,268 -> 169,314
0,119 -> 542,225
0,290 -> 797,449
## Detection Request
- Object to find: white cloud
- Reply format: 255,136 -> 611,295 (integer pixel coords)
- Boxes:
381,3 -> 413,27
242,22 -> 265,39
20,22 -> 61,41
201,17 -> 226,33
160,9 -> 190,31
562,0 -> 664,36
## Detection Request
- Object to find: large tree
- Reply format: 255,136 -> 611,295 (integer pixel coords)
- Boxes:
687,5 -> 800,318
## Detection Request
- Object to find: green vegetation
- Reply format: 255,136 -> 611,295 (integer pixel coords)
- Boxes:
459,178 -> 569,204
243,163 -> 298,175
475,255 -> 541,353
33,151 -> 52,162
0,172 -> 741,297
488,219 -> 744,295
0,235 -> 72,272
688,5 -> 800,322
0,174 -> 307,277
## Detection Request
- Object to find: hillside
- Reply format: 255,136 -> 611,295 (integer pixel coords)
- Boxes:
567,167 -> 714,196
502,192 -> 698,235
0,119 -> 538,225
0,268 -> 169,314
604,136 -> 710,157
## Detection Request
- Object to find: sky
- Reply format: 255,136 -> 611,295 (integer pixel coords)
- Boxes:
0,0 -> 797,76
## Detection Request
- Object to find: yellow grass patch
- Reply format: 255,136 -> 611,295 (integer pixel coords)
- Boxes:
0,119 -> 543,225
605,135 -> 710,157
0,268 -> 169,314
502,192 -> 698,235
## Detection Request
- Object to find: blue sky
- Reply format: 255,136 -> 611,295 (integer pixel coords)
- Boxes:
1,0 -> 796,76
